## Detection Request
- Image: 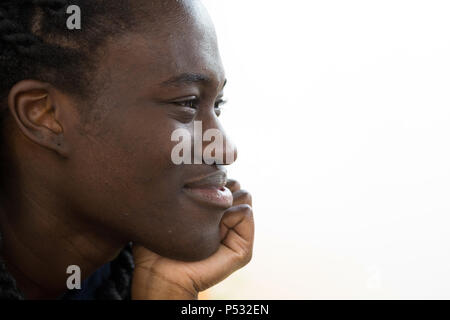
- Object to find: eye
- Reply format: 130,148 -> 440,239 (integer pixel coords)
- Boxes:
214,98 -> 228,117
172,96 -> 199,109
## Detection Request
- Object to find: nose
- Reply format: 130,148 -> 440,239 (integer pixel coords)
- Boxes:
194,116 -> 238,165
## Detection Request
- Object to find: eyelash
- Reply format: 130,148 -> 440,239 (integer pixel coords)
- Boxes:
174,98 -> 227,111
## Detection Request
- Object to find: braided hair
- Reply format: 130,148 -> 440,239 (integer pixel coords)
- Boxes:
0,0 -> 140,299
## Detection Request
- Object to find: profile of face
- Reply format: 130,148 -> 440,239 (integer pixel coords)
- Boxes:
75,1 -> 238,261
4,1 -> 237,262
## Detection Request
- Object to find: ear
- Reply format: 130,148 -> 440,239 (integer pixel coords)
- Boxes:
7,80 -> 70,158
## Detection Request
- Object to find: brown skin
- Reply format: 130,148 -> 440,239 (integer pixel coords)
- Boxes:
0,0 -> 254,299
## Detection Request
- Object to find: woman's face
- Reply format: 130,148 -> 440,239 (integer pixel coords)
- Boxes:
62,2 -> 236,261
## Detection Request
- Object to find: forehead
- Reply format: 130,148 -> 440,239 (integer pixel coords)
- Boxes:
94,1 -> 225,93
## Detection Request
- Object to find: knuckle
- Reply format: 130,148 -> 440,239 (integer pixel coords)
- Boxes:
227,179 -> 241,189
232,239 -> 253,267
240,248 -> 253,266
237,189 -> 252,203
238,203 -> 253,215
245,252 -> 253,264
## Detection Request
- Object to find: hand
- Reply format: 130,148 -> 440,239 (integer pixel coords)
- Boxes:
131,179 -> 254,299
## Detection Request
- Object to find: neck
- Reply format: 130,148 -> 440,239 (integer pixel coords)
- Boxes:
0,186 -> 125,300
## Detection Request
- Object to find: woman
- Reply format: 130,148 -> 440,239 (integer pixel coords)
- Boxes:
0,0 -> 254,300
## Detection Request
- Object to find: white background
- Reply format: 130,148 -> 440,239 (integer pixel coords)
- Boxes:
202,0 -> 450,299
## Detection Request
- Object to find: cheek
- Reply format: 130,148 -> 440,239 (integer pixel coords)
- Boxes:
71,109 -> 222,259
104,114 -> 190,213
67,110 -> 178,213
122,120 -> 181,186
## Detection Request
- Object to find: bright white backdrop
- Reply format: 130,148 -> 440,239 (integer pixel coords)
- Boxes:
202,0 -> 450,299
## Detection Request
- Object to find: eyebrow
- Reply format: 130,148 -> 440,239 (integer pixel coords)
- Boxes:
159,72 -> 227,89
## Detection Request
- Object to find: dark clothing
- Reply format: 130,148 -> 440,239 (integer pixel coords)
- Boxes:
59,262 -> 112,300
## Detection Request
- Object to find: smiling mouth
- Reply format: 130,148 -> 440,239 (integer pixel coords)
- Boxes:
183,170 -> 233,209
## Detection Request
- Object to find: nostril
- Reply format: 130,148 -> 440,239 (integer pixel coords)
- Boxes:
223,139 -> 237,165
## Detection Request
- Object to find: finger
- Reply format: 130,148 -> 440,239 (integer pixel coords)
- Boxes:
187,206 -> 255,290
232,189 -> 252,206
188,243 -> 252,290
226,179 -> 241,193
199,205 -> 254,284
220,204 -> 254,251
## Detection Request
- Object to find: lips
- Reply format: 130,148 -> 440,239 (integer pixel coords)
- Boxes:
183,170 -> 233,209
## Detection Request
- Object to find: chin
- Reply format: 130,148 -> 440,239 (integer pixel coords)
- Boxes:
180,240 -> 221,262
157,229 -> 222,262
